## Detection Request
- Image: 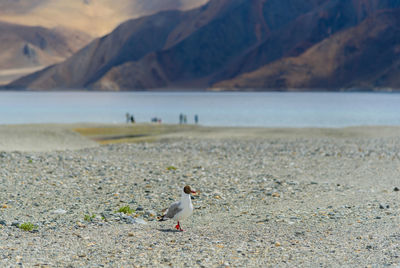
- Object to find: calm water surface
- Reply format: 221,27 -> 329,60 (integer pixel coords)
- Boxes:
0,91 -> 399,127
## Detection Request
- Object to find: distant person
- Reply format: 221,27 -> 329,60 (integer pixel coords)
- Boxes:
183,115 -> 187,124
194,114 -> 199,124
126,113 -> 130,123
179,113 -> 183,124
130,115 -> 135,124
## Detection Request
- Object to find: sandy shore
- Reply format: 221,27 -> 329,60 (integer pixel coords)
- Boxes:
0,124 -> 99,152
2,123 -> 400,151
0,124 -> 400,266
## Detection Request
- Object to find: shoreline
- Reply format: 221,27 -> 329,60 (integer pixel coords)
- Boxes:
1,123 -> 400,151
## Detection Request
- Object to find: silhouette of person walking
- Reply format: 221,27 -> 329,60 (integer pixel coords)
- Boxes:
194,114 -> 199,124
179,113 -> 183,124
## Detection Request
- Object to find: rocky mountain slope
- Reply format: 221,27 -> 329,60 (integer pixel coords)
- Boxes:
7,0 -> 400,91
216,9 -> 400,90
0,22 -> 91,85
0,0 -> 207,85
0,0 -> 209,37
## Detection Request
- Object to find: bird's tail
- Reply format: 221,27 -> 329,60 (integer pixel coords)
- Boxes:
158,215 -> 168,221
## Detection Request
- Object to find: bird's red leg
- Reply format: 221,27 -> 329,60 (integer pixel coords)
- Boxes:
175,221 -> 184,231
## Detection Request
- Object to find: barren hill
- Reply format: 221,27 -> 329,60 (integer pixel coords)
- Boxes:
215,9 -> 400,91
7,0 -> 400,91
0,22 -> 91,85
0,0 -> 209,37
0,0 -> 207,84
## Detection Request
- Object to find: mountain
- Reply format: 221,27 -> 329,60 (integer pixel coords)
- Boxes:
0,0 -> 209,37
0,22 -> 91,85
7,0 -> 324,90
0,0 -> 208,84
7,0 -> 400,91
215,9 -> 400,90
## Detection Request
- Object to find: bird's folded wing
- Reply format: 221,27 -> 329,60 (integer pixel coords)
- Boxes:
165,201 -> 182,218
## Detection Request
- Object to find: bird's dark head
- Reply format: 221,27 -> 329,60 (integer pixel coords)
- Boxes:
183,185 -> 196,194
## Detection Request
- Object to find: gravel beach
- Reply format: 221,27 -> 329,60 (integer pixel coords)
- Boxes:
1,125 -> 400,267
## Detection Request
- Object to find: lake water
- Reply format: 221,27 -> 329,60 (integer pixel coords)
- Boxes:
0,91 -> 400,127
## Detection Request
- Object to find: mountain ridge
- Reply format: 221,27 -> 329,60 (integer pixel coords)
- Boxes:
0,0 -> 209,37
0,21 -> 91,85
7,0 -> 400,91
0,0 -> 209,84
215,8 -> 400,90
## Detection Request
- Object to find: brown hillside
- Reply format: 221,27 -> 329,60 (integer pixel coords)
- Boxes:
7,0 -> 400,91
0,22 -> 91,85
214,9 -> 400,91
0,0 -> 208,37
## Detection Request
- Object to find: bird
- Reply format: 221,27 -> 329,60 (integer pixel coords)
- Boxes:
159,185 -> 196,231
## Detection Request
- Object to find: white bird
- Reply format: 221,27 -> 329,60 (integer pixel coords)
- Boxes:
159,185 -> 196,231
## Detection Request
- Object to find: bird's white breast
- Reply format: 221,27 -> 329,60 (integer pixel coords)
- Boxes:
173,195 -> 193,220
173,202 -> 193,220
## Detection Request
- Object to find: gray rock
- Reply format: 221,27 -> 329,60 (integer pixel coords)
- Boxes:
125,216 -> 147,225
124,216 -> 136,224
53,209 -> 67,214
133,218 -> 147,225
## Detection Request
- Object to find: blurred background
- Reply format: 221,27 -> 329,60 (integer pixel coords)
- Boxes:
1,0 -> 400,127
